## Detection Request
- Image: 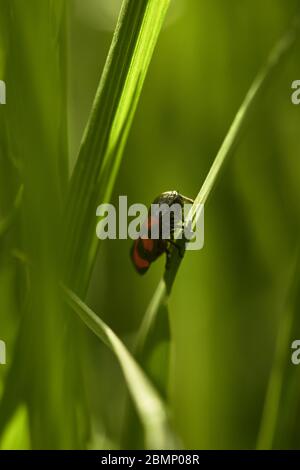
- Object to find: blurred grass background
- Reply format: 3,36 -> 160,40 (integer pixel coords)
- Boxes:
1,0 -> 300,449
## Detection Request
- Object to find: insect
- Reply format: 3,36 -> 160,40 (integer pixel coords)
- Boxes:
131,191 -> 194,275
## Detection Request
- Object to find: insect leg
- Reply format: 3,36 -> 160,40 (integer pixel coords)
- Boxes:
168,239 -> 185,258
180,195 -> 194,204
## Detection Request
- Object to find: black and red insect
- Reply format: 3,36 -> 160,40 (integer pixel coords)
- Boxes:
131,191 -> 193,275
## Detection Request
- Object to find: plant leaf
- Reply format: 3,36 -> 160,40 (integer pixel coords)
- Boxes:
0,185 -> 23,238
0,0 -> 80,449
64,0 -> 171,295
63,285 -> 176,449
256,250 -> 300,449
136,17 -> 300,393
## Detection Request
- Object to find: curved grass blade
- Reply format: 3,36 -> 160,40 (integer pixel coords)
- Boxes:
256,250 -> 300,449
0,185 -> 23,238
0,0 -> 79,449
136,18 -> 300,370
63,285 -> 176,450
64,0 -> 171,295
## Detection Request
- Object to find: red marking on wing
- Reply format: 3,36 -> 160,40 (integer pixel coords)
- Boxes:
147,215 -> 159,227
140,216 -> 160,241
132,240 -> 150,270
142,238 -> 154,252
141,215 -> 159,237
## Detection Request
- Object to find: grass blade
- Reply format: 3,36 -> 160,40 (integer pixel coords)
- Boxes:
137,18 -> 300,366
64,0 -> 171,295
0,185 -> 23,238
0,0 -> 80,448
63,285 -> 175,449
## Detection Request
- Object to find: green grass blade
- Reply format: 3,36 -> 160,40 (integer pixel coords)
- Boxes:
0,0 -> 80,449
190,20 -> 299,223
136,17 -> 300,388
123,286 -> 170,449
0,405 -> 30,450
0,185 -> 23,238
137,279 -> 167,356
256,251 -> 300,449
63,285 -> 175,449
64,0 -> 171,295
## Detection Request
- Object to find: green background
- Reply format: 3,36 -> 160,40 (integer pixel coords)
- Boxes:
0,0 -> 300,449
